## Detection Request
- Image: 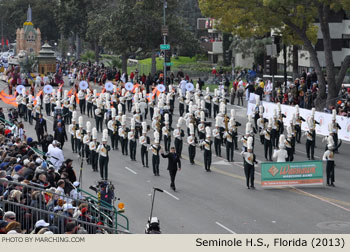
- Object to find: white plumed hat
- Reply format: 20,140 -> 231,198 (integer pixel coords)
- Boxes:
72,111 -> 77,122
142,122 -> 147,134
332,109 -> 336,120
205,126 -> 211,138
189,123 -> 194,135
154,131 -> 160,143
86,121 -> 91,133
102,129 -> 108,142
111,107 -> 116,118
92,127 -> 97,140
79,116 -> 83,128
279,134 -> 286,149
177,117 -> 183,128
164,113 -> 169,124
131,118 -> 135,130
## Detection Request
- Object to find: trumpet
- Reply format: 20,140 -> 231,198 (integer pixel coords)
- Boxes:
224,115 -> 229,131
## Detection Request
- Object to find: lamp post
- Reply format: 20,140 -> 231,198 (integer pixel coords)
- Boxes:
163,0 -> 167,86
67,52 -> 71,64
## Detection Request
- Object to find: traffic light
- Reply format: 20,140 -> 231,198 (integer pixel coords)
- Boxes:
165,50 -> 171,63
165,50 -> 171,72
265,56 -> 277,75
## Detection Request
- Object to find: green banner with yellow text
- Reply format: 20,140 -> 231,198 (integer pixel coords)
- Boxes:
261,160 -> 323,187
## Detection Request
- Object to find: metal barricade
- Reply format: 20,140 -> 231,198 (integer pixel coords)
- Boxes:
1,181 -> 130,234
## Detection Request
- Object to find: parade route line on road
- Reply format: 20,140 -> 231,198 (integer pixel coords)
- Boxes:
215,221 -> 237,234
125,166 -> 137,175
163,190 -> 180,200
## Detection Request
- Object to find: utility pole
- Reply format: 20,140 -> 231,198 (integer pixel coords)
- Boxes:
163,0 -> 167,86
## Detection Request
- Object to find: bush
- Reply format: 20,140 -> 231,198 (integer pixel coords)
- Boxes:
81,50 -> 95,62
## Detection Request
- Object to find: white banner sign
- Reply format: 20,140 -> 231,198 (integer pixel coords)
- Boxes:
247,100 -> 350,141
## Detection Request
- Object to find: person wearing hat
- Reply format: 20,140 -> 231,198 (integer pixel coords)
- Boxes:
223,124 -> 235,163
294,105 -> 305,143
178,89 -> 185,116
108,108 -> 119,150
76,116 -> 86,157
187,123 -> 197,165
128,118 -> 137,161
204,87 -> 212,118
323,139 -> 335,187
197,111 -> 206,146
83,121 -> 92,163
330,109 -> 342,153
33,219 -> 50,234
150,131 -> 161,176
162,114 -> 171,152
253,95 -> 260,131
68,111 -> 78,153
212,118 -> 221,157
263,118 -> 273,161
21,88 -> 28,121
78,89 -> 86,115
273,135 -> 288,162
89,128 -> 99,172
97,129 -> 111,180
173,117 -> 184,158
199,127 -> 213,172
305,111 -> 318,160
95,99 -> 103,132
241,137 -> 257,189
271,109 -> 280,149
212,89 -> 220,117
27,95 -> 34,125
43,91 -> 51,117
139,122 -> 150,168
285,124 -> 294,161
67,95 -> 75,124
86,89 -> 94,118
119,115 -> 128,155
0,220 -> 8,234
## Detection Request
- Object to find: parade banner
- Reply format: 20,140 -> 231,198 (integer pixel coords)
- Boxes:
261,160 -> 323,187
247,95 -> 350,141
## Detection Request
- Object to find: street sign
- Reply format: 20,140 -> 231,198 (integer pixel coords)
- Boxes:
160,44 -> 170,50
165,62 -> 173,66
161,25 -> 169,36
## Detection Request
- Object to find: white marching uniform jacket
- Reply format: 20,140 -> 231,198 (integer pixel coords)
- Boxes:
89,141 -> 97,151
323,150 -> 334,161
173,129 -> 182,140
273,149 -> 288,162
139,136 -> 148,146
212,128 -> 220,139
187,136 -> 196,146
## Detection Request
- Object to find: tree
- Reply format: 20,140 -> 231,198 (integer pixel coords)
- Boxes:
199,0 -> 350,109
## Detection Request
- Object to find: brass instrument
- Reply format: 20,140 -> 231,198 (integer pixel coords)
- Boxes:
224,115 -> 229,131
156,119 -> 161,132
113,121 -> 117,133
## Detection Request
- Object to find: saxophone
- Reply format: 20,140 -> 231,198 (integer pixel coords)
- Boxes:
156,119 -> 161,132
224,115 -> 229,131
113,121 -> 117,134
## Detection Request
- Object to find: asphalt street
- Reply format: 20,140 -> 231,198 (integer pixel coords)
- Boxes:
1,79 -> 349,234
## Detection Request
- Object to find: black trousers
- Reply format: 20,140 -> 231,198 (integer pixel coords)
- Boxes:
306,139 -> 315,159
121,138 -> 128,155
28,109 -> 33,124
127,100 -> 132,112
264,139 -> 272,160
291,136 -> 296,154
188,145 -> 196,164
87,102 -> 93,117
174,138 -> 183,158
144,107 -> 148,120
141,146 -> 148,167
99,156 -> 109,180
152,155 -> 160,175
179,103 -> 184,116
71,136 -> 76,152
205,103 -> 211,118
91,151 -> 98,171
63,108 -> 69,123
204,150 -> 212,171
42,104 -> 49,116
67,111 -> 72,124
85,144 -> 90,163
213,104 -> 219,117
271,129 -> 278,148
333,134 -> 339,151
79,99 -> 86,114
129,140 -> 137,160
214,138 -> 221,156
226,141 -> 234,162
295,125 -> 301,143
164,135 -> 171,152
326,160 -> 335,185
95,116 -> 103,132
169,169 -> 177,189
22,105 -> 27,121
75,139 -> 83,156
286,147 -> 294,161
244,163 -> 255,188
93,105 -> 97,119
110,132 -> 118,149
150,107 -> 154,119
